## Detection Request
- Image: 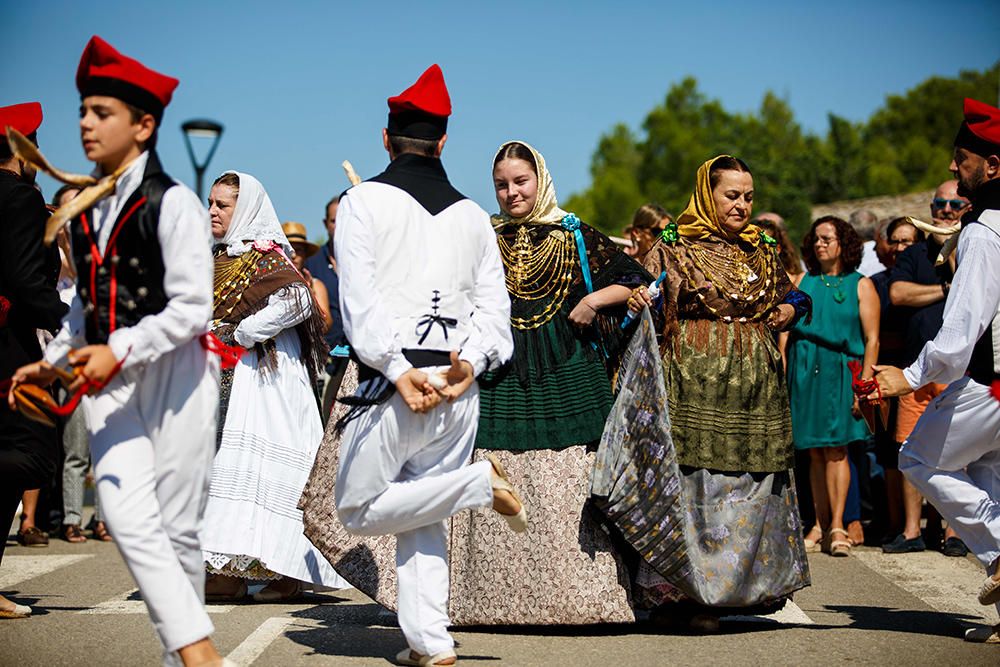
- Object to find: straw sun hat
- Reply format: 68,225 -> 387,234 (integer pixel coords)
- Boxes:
281,221 -> 320,258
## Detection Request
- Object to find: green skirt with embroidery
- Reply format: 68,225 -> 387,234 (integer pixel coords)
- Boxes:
665,318 -> 794,473
477,336 -> 613,451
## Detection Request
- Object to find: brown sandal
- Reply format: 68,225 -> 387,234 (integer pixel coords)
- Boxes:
63,524 -> 87,543
92,521 -> 113,542
16,526 -> 48,548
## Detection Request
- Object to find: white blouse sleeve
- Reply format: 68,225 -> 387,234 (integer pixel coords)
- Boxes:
903,222 -> 1000,389
458,220 -> 513,376
233,281 -> 313,348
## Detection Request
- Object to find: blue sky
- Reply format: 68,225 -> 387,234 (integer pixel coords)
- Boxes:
6,1 -> 999,240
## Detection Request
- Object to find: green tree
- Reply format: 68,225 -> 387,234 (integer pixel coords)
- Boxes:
567,62 -> 999,240
564,123 -> 644,234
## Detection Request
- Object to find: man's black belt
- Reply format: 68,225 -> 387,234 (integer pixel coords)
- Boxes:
355,348 -> 451,385
336,349 -> 452,433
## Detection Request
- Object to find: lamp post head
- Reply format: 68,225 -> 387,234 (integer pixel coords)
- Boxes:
181,119 -> 224,139
181,118 -> 224,199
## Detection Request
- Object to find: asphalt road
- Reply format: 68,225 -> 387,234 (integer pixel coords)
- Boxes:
2,526 -> 999,666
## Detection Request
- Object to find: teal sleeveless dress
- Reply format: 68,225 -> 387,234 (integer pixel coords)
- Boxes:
787,271 -> 869,449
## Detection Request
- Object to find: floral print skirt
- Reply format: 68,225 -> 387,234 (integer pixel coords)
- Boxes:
299,363 -> 636,625
593,311 -> 810,608
631,467 -> 810,608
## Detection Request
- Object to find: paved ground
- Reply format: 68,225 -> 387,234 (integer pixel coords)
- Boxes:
2,527 -> 999,666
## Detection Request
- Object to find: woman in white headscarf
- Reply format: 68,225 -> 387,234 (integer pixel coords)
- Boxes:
200,171 -> 346,601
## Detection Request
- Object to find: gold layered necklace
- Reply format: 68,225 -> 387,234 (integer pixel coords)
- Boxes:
497,225 -> 575,330
682,239 -> 782,321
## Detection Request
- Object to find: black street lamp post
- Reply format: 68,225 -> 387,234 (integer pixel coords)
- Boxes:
181,119 -> 224,200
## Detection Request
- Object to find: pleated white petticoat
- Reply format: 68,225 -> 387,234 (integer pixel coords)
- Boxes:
201,328 -> 347,587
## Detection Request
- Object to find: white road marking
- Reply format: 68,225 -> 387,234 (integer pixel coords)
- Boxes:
226,616 -> 295,665
0,555 -> 92,588
853,549 -> 999,624
722,599 -> 815,625
79,588 -> 234,615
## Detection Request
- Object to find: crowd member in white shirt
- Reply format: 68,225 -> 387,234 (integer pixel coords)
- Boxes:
851,208 -> 887,277
872,97 -> 1000,644
334,64 -> 519,667
9,36 -> 228,665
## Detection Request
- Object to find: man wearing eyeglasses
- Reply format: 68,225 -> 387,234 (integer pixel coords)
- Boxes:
873,98 -> 1000,642
882,182 -> 970,558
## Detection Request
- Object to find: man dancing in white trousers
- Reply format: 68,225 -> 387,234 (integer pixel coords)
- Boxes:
333,64 -> 523,667
873,97 -> 1000,644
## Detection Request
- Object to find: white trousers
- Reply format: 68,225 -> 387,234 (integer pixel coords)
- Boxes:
900,376 -> 1000,608
85,339 -> 219,663
337,380 -> 493,657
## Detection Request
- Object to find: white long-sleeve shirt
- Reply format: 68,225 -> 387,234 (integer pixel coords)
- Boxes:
903,211 -> 1000,389
45,151 -> 213,372
335,175 -> 512,383
233,282 -> 312,348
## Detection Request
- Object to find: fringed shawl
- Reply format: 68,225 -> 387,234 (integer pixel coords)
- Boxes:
213,242 -> 328,387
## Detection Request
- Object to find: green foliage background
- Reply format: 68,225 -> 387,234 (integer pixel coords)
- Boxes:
564,63 -> 999,241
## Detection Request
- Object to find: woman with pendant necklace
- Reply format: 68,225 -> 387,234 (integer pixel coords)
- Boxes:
620,155 -> 813,631
783,215 -> 880,558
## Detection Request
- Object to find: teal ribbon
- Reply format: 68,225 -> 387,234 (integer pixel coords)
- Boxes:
561,213 -> 607,358
561,214 -> 593,293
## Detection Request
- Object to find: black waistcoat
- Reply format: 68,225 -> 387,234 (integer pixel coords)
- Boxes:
71,152 -> 173,345
963,179 -> 1000,385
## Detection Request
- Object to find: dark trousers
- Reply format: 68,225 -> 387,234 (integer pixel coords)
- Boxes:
1,484 -> 21,566
0,419 -> 58,565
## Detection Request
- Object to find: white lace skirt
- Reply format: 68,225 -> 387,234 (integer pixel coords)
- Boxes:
201,329 -> 347,588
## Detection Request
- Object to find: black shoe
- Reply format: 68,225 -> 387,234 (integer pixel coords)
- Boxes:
882,533 -> 926,553
942,537 -> 970,557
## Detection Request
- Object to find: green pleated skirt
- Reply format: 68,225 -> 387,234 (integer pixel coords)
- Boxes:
477,339 -> 613,451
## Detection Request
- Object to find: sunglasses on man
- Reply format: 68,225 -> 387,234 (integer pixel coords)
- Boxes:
931,198 -> 968,210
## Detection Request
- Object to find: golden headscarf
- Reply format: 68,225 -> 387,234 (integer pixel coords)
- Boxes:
676,155 -> 761,247
490,140 -> 568,226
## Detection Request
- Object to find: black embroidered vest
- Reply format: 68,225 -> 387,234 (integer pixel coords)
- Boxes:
70,152 -> 173,345
962,180 -> 1000,385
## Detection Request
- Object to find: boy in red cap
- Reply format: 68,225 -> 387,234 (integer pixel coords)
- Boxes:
9,37 -> 226,664
333,64 -> 520,666
873,97 -> 1000,643
0,102 -> 67,619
